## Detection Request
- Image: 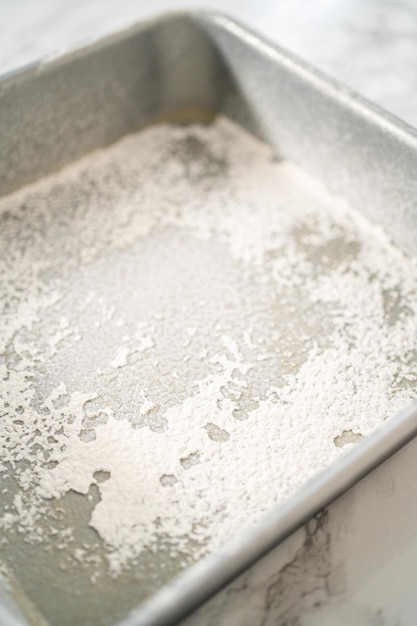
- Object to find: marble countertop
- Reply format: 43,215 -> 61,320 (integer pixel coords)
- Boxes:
3,0 -> 417,128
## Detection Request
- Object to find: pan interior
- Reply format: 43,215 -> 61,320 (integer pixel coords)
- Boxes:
1,116 -> 417,626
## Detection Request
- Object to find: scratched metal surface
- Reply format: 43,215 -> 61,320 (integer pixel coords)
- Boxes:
3,0 -> 417,127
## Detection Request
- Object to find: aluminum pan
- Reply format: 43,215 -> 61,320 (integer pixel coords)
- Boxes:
2,10 -> 417,626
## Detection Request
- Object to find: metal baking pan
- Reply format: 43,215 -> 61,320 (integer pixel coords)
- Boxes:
2,10 -> 417,626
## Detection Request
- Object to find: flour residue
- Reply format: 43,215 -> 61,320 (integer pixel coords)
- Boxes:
1,117 -> 417,584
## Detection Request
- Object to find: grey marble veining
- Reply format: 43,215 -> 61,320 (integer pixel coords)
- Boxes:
3,0 -> 417,127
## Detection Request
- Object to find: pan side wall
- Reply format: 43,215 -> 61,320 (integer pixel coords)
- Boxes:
199,15 -> 417,257
0,14 -> 227,197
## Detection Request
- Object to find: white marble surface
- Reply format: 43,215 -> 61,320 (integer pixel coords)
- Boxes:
3,0 -> 417,127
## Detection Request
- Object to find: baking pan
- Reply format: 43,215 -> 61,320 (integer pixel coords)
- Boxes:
2,10 -> 417,626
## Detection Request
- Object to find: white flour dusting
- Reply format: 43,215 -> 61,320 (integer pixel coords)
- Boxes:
1,117 -> 417,583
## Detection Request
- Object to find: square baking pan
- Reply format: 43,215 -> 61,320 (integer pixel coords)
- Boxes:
2,10 -> 417,626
